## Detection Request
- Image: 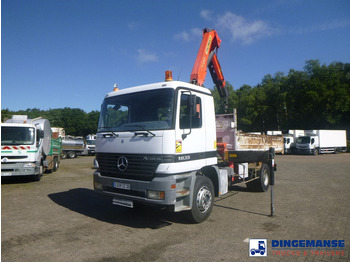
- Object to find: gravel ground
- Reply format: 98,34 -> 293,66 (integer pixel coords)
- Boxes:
2,154 -> 350,261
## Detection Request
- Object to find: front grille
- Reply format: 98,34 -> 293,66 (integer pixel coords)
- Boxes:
103,186 -> 146,198
2,169 -> 15,172
96,153 -> 172,181
1,156 -> 28,159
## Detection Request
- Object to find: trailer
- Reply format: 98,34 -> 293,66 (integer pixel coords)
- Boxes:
61,136 -> 87,159
46,132 -> 62,172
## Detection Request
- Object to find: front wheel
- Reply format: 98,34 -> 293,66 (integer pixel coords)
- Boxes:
33,164 -> 43,181
187,176 -> 214,223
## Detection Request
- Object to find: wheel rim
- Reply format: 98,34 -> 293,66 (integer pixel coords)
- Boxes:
262,169 -> 269,186
196,186 -> 212,213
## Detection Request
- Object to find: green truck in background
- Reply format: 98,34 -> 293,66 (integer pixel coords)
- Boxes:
46,133 -> 62,173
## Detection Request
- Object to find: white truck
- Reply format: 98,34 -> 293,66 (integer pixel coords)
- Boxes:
93,28 -> 276,223
1,115 -> 56,181
295,130 -> 347,155
283,129 -> 305,154
86,134 -> 96,155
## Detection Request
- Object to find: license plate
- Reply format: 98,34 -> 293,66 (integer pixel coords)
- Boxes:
113,198 -> 133,208
2,172 -> 12,176
113,182 -> 131,190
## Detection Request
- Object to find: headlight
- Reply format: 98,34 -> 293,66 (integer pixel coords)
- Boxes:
94,181 -> 103,190
93,158 -> 99,168
147,190 -> 165,200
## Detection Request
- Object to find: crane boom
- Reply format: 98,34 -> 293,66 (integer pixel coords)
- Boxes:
190,28 -> 228,98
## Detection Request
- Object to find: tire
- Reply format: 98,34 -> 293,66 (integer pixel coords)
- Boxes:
61,152 -> 67,159
313,148 -> 319,156
53,157 -> 59,172
247,164 -> 270,192
33,164 -> 43,181
67,151 -> 76,159
187,176 -> 214,223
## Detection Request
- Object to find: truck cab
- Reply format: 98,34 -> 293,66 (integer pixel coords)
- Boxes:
1,115 -> 52,180
86,134 -> 97,155
295,135 -> 319,155
283,135 -> 294,154
94,81 -> 218,219
93,28 -> 275,223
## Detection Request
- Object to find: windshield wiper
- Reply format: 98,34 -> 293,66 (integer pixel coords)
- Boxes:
128,124 -> 155,137
98,127 -> 119,137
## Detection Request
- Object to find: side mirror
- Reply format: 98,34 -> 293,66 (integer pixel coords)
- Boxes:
113,104 -> 121,111
37,129 -> 45,140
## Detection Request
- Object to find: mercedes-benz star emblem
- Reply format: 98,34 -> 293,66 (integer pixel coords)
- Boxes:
117,156 -> 128,172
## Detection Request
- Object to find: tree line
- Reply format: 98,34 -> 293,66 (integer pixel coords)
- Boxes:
2,59 -> 350,136
212,59 -> 350,134
1,108 -> 100,137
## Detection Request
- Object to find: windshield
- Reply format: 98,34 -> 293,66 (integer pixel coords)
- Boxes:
296,136 -> 310,144
98,88 -> 174,132
86,140 -> 96,145
1,127 -> 35,145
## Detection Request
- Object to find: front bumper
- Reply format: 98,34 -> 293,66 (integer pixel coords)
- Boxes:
295,148 -> 313,154
1,162 -> 40,176
93,171 -> 178,207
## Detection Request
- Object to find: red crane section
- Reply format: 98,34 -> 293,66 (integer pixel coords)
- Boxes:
190,28 -> 228,98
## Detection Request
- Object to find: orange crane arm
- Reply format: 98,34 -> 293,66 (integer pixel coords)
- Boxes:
190,28 -> 228,98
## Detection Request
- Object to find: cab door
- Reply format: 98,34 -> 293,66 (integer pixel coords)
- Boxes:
175,90 -> 206,167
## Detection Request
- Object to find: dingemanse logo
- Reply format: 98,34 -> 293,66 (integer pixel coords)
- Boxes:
249,239 -> 267,257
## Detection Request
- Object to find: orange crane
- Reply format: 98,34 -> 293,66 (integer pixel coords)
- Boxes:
190,28 -> 228,99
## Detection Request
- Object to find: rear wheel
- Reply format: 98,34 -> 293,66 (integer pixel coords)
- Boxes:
67,151 -> 76,159
247,164 -> 270,192
187,176 -> 214,223
53,157 -> 59,172
61,152 -> 67,159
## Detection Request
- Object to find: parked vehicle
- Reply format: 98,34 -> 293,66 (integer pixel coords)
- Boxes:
86,134 -> 96,155
61,136 -> 87,159
1,115 -> 61,180
51,127 -> 65,137
216,118 -> 284,154
283,130 -> 305,154
295,130 -> 347,155
93,28 -> 276,223
47,131 -> 62,172
237,131 -> 284,154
